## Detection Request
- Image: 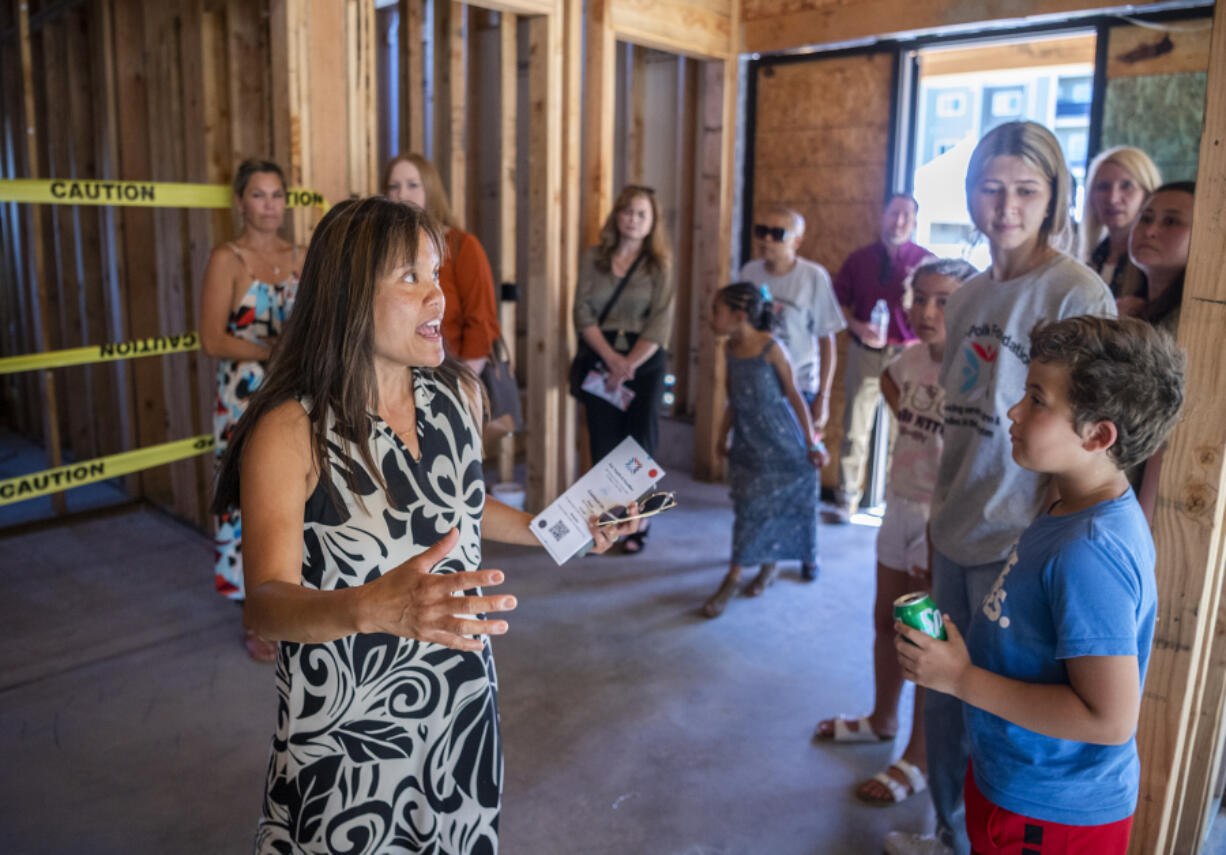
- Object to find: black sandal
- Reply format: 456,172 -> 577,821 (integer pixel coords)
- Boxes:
620,521 -> 649,554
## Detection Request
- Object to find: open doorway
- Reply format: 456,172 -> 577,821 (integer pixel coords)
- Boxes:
910,31 -> 1097,268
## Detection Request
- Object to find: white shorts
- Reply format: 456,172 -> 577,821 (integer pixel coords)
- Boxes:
875,492 -> 931,574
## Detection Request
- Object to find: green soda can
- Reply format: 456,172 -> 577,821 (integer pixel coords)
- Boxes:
893,592 -> 948,642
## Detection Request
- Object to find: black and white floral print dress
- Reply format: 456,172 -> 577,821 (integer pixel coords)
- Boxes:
255,371 -> 501,855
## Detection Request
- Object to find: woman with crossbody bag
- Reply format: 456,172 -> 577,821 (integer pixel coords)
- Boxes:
572,185 -> 675,553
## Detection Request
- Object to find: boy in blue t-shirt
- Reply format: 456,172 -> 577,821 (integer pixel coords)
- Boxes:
895,315 -> 1185,854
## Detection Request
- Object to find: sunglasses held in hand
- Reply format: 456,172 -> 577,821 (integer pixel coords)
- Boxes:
596,492 -> 677,527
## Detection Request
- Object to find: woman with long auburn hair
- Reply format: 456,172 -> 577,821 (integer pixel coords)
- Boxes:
572,184 -> 675,554
214,197 -> 633,854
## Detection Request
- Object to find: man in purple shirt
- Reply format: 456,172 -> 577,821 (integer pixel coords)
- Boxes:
830,193 -> 933,521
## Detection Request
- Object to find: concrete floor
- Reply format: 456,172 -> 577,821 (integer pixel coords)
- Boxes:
3,458 -> 1224,854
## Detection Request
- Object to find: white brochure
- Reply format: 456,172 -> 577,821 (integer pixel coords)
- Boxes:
530,436 -> 665,565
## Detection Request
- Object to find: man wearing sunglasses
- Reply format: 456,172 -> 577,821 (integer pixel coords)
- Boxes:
740,206 -> 846,445
830,193 -> 934,523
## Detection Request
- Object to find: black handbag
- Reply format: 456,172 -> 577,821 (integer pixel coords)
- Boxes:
481,337 -> 523,430
569,253 -> 645,398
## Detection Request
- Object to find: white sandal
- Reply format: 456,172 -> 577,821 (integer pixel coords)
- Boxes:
814,715 -> 890,743
856,758 -> 928,806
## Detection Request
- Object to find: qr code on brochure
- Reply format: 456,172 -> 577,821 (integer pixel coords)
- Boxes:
548,519 -> 570,542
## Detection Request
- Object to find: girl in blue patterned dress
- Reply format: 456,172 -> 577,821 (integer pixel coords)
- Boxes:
201,158 -> 301,662
212,198 -> 633,855
702,282 -> 828,618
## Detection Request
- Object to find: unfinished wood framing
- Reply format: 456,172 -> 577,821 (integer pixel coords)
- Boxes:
919,34 -> 1095,77
112,0 -> 174,507
346,0 -> 378,197
1106,19 -> 1212,80
627,45 -> 646,184
743,0 -> 1128,55
42,16 -> 94,467
398,0 -> 425,153
523,10 -> 564,508
611,0 -> 732,60
433,0 -> 465,224
17,0 -> 65,514
1132,5 -> 1226,850
557,0 -> 580,488
496,8 -> 518,485
673,56 -> 699,416
690,57 -> 735,481
581,0 -> 615,248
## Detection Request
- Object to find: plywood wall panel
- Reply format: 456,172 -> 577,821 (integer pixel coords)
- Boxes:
749,51 -> 893,488
754,124 -> 888,169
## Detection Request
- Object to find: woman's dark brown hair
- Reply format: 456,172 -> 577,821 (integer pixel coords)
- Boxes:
593,185 -> 672,275
212,196 -> 474,514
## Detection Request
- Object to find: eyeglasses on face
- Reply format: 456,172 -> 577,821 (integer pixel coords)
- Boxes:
596,491 -> 677,527
753,224 -> 790,242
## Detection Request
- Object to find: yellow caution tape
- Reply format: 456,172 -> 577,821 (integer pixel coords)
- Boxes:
0,178 -> 327,210
0,332 -> 201,375
0,434 -> 214,505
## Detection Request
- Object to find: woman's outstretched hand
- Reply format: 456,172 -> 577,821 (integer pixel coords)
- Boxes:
358,528 -> 517,651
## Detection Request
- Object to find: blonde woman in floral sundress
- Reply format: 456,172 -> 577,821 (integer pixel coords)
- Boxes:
200,158 -> 303,662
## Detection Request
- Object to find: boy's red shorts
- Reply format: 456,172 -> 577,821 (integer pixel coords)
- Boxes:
965,763 -> 1133,855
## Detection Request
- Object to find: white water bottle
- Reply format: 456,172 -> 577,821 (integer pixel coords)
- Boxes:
870,298 -> 890,344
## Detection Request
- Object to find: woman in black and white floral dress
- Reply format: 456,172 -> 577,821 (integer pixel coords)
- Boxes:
213,198 -> 632,855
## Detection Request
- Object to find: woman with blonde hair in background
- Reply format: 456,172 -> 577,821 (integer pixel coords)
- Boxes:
200,157 -> 303,662
384,153 -> 501,377
1079,146 -> 1161,306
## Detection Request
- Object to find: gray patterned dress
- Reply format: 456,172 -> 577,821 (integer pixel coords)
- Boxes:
727,338 -> 818,565
255,371 -> 500,855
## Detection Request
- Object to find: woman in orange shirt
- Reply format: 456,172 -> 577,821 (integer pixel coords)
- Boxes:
384,154 -> 500,374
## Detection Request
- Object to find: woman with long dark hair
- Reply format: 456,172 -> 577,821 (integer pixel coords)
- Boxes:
200,157 -> 302,661
572,185 -> 675,553
214,197 -> 630,854
1127,180 -> 1194,521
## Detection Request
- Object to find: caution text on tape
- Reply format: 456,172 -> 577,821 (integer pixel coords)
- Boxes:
0,332 -> 201,375
0,178 -> 327,210
0,434 -> 215,505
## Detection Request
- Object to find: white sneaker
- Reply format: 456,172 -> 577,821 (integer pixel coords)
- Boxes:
882,831 -> 955,855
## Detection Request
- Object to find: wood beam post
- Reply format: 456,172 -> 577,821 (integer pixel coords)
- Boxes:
270,0 -> 311,245
627,44 -> 645,185
18,0 -> 66,514
433,0 -> 465,225
398,0 -> 425,154
558,0 -> 580,487
580,0 -> 614,249
346,0 -> 378,196
496,9 -> 517,485
1132,4 -> 1226,851
112,0 -> 174,506
674,55 -> 699,416
524,10 -> 562,509
690,54 -> 736,482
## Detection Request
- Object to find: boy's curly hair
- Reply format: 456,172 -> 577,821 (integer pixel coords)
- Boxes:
1029,315 -> 1185,470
